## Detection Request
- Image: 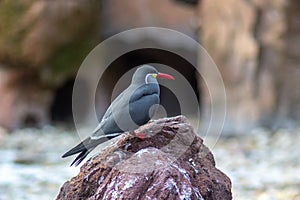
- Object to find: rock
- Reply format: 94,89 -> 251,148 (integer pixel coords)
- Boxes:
0,0 -> 101,129
103,0 -> 197,37
57,116 -> 232,200
199,0 -> 300,131
0,1 -> 101,81
0,68 -> 52,130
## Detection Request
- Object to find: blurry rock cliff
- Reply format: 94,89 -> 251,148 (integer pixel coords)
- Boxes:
0,0 -> 299,133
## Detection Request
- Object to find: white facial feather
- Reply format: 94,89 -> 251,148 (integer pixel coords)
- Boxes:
145,73 -> 152,84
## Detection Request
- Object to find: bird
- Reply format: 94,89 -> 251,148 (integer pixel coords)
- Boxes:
62,65 -> 175,166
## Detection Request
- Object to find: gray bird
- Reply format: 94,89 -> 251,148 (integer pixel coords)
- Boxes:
62,65 -> 174,166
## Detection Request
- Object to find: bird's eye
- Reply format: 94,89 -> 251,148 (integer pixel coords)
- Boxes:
151,74 -> 158,78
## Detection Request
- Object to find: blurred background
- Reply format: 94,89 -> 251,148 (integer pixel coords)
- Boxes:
0,0 -> 299,199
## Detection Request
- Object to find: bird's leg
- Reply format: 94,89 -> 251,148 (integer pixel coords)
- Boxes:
136,133 -> 146,140
131,130 -> 146,140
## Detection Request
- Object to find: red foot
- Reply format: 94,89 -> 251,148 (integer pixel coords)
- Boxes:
135,132 -> 146,140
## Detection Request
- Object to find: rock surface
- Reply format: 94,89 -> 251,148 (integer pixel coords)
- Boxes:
57,116 -> 232,200
0,0 -> 101,129
199,0 -> 300,132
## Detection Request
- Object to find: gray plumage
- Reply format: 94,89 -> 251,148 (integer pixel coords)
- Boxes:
62,65 -> 174,166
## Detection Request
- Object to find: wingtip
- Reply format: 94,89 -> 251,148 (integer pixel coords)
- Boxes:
70,159 -> 77,167
61,153 -> 68,158
61,150 -> 73,158
69,150 -> 89,167
61,140 -> 88,158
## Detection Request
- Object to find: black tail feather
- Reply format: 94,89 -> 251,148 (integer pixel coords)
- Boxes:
70,149 -> 90,167
62,138 -> 90,158
62,137 -> 108,166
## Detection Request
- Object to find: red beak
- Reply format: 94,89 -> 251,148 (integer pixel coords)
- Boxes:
157,72 -> 175,80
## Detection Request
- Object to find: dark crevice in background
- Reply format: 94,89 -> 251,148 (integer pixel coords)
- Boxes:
50,78 -> 75,123
22,114 -> 39,128
50,48 -> 200,124
173,0 -> 200,6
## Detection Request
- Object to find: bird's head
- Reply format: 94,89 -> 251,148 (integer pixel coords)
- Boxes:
131,65 -> 175,85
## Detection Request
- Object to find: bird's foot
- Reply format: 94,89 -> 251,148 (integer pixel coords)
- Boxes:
135,132 -> 146,141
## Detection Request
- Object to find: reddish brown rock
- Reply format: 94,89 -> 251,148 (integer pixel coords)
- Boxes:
0,68 -> 52,130
57,116 -> 232,200
199,0 -> 300,131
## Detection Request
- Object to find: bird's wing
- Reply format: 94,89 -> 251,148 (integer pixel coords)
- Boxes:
90,107 -> 111,135
90,84 -> 158,138
129,83 -> 159,103
90,89 -> 128,137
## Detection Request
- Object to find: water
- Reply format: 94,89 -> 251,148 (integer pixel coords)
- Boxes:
1,126 -> 300,200
0,127 -> 79,200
